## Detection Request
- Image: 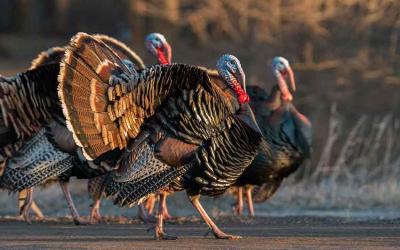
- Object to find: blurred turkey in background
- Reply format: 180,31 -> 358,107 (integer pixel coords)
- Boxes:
0,0 -> 399,219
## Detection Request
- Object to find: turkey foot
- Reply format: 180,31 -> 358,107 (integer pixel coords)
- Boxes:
89,199 -> 102,224
31,201 -> 45,221
18,188 -> 33,224
18,190 -> 45,221
146,224 -> 177,240
188,193 -> 242,240
151,193 -> 177,240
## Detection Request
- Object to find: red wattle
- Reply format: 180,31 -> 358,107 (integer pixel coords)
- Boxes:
238,93 -> 250,104
232,84 -> 250,104
156,47 -> 169,65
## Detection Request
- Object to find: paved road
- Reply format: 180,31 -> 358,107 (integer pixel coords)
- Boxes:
0,217 -> 399,249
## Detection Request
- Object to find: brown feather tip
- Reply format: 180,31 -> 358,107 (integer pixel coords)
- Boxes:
69,32 -> 92,50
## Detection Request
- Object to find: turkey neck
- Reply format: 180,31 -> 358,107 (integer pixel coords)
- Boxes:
264,85 -> 282,112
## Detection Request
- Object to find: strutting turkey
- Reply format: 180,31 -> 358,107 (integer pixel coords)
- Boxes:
0,34 -> 145,224
138,34 -> 249,223
58,32 -> 262,239
231,57 -> 312,217
88,32 -> 173,223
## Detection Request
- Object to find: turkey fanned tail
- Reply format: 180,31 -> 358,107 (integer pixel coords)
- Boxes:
0,129 -> 73,191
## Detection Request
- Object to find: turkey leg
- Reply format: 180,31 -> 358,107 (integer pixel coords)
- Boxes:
59,181 -> 87,225
89,198 -> 102,223
245,186 -> 255,217
154,193 -> 177,240
234,187 -> 244,215
18,189 -> 44,219
188,193 -> 241,239
160,192 -> 173,220
145,194 -> 156,215
18,187 -> 33,224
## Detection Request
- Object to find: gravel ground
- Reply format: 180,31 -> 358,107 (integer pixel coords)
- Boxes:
0,216 -> 399,249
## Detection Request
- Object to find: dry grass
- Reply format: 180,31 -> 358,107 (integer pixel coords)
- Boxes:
264,104 -> 400,217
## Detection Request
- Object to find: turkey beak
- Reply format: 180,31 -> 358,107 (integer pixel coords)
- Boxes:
286,65 -> 296,92
275,70 -> 293,102
237,67 -> 246,93
146,40 -> 154,55
163,41 -> 172,65
146,41 -> 159,59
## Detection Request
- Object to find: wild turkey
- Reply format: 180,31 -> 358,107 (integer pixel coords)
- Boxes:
2,47 -> 65,221
0,34 -> 145,224
140,34 -> 251,222
58,32 -> 262,239
88,32 -> 173,222
232,57 -> 312,217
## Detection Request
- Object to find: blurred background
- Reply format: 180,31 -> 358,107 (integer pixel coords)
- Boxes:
0,0 -> 399,219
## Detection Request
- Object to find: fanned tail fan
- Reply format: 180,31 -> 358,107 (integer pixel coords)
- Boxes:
58,32 -> 142,160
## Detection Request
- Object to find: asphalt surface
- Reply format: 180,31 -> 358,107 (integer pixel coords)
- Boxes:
0,216 -> 399,249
